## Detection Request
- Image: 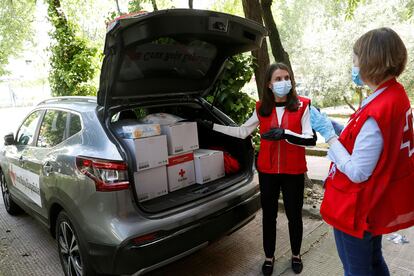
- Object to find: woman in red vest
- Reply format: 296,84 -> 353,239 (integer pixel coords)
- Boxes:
203,63 -> 317,275
312,28 -> 414,275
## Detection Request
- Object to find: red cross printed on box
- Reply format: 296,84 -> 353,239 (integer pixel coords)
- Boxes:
179,169 -> 186,178
400,109 -> 414,157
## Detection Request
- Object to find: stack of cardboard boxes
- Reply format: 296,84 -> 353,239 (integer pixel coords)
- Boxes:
121,118 -> 225,202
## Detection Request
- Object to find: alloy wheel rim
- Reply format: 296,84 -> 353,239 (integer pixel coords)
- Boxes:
58,221 -> 83,276
0,173 -> 10,209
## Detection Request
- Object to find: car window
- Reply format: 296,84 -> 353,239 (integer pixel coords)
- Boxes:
16,110 -> 43,146
68,113 -> 82,137
37,110 -> 68,148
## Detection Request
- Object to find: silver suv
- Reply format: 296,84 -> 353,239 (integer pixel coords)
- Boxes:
0,9 -> 266,276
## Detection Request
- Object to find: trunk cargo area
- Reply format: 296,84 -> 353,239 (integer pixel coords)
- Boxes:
111,99 -> 254,213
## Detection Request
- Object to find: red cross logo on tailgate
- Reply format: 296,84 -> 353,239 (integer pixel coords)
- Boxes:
400,109 -> 414,157
179,169 -> 186,178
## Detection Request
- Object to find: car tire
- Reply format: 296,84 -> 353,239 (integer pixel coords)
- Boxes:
56,211 -> 97,276
0,170 -> 22,215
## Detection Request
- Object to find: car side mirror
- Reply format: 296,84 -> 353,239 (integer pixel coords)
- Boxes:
4,133 -> 15,145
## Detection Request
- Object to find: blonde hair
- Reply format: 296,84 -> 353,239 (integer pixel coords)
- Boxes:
353,27 -> 407,85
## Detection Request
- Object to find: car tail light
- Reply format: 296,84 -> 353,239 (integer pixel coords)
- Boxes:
76,156 -> 130,191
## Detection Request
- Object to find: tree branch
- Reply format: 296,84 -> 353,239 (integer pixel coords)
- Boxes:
343,96 -> 356,111
115,0 -> 121,14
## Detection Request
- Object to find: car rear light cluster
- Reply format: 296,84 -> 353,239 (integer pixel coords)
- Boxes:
76,156 -> 130,191
130,230 -> 167,246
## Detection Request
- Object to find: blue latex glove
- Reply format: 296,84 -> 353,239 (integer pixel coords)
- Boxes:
310,106 -> 337,142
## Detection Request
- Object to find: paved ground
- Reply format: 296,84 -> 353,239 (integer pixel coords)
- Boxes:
1,188 -> 413,276
0,202 -> 62,276
0,107 -> 413,276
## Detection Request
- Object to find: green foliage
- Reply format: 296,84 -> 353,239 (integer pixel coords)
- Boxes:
128,0 -> 163,12
47,0 -> 99,96
0,0 -> 35,76
205,54 -> 256,125
274,0 -> 414,107
128,0 -> 144,12
210,0 -> 244,16
399,0 -> 414,21
341,0 -> 363,20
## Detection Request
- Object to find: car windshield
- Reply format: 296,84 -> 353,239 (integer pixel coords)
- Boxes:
118,37 -> 217,81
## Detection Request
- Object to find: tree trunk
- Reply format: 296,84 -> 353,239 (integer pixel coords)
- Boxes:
151,0 -> 158,11
189,0 -> 193,9
242,0 -> 270,100
260,0 -> 295,84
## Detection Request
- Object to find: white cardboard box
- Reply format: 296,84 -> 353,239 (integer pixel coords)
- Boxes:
161,122 -> 199,155
167,152 -> 195,192
134,166 -> 168,202
193,149 -> 225,184
121,123 -> 161,139
124,135 -> 168,171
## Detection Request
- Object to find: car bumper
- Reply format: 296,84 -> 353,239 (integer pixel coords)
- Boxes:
87,190 -> 260,275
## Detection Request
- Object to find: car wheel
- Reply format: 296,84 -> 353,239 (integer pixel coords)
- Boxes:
0,170 -> 22,215
56,211 -> 96,276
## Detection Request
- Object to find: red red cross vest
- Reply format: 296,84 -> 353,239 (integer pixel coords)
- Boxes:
321,78 -> 414,238
256,96 -> 310,174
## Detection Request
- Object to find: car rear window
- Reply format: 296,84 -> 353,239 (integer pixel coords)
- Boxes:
118,37 -> 217,81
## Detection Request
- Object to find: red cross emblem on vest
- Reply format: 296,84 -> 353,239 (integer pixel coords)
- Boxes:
179,169 -> 186,178
400,109 -> 414,157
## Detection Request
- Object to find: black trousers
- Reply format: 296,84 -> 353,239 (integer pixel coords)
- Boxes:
258,172 -> 305,258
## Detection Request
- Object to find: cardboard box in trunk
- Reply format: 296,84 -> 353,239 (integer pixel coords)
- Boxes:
161,122 -> 199,155
134,166 -> 168,202
167,152 -> 195,192
121,123 -> 161,139
194,149 -> 225,184
123,135 -> 168,171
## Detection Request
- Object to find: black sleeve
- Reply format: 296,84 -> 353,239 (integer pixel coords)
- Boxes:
284,129 -> 317,146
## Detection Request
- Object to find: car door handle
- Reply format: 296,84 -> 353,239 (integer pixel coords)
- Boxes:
43,162 -> 53,175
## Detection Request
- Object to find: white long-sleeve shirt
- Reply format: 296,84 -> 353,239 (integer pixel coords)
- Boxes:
213,104 -> 315,146
327,87 -> 385,183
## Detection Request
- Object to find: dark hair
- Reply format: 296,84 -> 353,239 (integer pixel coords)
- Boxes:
259,63 -> 299,117
353,27 -> 407,85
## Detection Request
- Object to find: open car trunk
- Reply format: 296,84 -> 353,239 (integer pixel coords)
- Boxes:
99,9 -> 265,213
110,98 -> 254,213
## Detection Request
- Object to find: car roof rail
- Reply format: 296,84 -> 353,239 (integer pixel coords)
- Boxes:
37,96 -> 97,106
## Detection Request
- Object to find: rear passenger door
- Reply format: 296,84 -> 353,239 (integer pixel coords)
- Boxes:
34,109 -> 83,221
21,109 -> 69,221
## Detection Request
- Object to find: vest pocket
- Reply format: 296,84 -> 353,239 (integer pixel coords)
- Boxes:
321,181 -> 362,231
257,142 -> 273,171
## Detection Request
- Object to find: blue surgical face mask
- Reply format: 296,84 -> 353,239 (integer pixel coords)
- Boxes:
272,80 -> 292,97
352,66 -> 364,86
